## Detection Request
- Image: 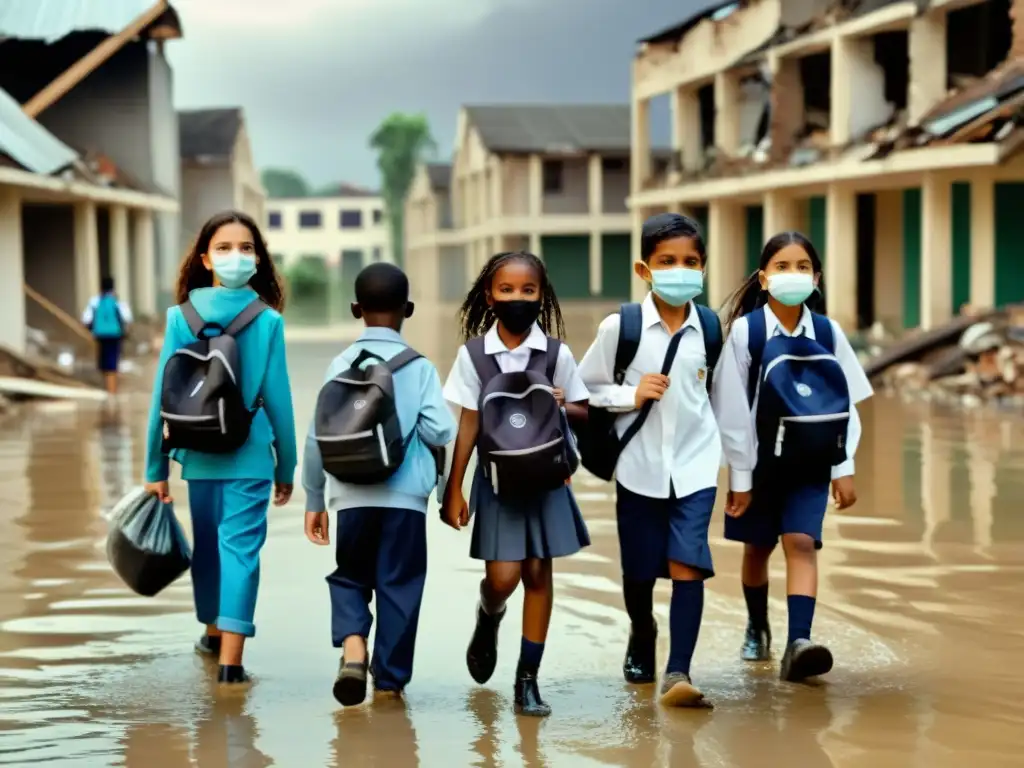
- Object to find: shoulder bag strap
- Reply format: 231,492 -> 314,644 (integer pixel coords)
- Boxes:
615,327 -> 685,454
465,336 -> 501,388
544,337 -> 560,382
694,304 -> 723,393
810,312 -> 836,353
223,299 -> 268,337
386,346 -> 423,373
614,303 -> 643,385
179,300 -> 205,337
745,310 -> 768,407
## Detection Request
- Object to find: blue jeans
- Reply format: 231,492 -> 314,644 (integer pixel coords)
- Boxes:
187,479 -> 271,637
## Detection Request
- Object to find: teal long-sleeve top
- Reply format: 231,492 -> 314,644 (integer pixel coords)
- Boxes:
144,287 -> 297,485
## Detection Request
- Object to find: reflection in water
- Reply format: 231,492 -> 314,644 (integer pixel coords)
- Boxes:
0,305 -> 1022,766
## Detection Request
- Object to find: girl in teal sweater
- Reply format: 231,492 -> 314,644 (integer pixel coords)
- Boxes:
143,211 -> 297,684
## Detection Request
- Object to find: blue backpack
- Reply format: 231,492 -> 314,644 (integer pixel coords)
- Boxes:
91,294 -> 124,340
745,310 -> 849,470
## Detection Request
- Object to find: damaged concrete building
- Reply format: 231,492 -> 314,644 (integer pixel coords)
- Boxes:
630,0 -> 1024,332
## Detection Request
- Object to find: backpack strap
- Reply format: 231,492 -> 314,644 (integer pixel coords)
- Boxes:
223,299 -> 268,337
386,346 -> 423,373
179,300 -> 205,337
617,326 -> 686,451
544,337 -> 560,383
810,312 -> 835,353
465,336 -> 501,389
615,303 -> 643,385
694,304 -> 722,393
745,309 -> 768,407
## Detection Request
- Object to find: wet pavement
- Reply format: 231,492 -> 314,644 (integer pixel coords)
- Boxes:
0,305 -> 1023,767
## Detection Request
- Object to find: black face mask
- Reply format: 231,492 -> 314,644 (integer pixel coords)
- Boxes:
492,299 -> 541,335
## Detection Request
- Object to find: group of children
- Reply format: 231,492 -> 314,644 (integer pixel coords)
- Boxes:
142,208 -> 872,715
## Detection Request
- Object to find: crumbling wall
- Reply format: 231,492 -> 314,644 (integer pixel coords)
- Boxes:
769,57 -> 805,161
1011,0 -> 1024,60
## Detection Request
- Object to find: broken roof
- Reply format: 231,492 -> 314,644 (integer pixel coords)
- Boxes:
0,0 -> 170,43
426,163 -> 451,192
639,1 -> 740,45
464,104 -> 631,154
0,85 -> 77,174
178,108 -> 242,161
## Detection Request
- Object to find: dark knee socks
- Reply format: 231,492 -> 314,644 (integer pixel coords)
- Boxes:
518,637 -> 545,673
787,595 -> 816,645
623,579 -> 656,633
666,580 -> 704,676
743,582 -> 770,630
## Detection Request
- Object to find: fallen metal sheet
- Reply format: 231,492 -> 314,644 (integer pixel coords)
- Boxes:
0,376 -> 106,401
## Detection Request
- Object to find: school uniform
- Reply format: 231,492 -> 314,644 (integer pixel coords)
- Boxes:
712,304 -> 874,549
578,294 -> 722,581
144,287 -> 297,638
303,327 -> 456,691
82,292 -> 133,372
443,322 -> 591,562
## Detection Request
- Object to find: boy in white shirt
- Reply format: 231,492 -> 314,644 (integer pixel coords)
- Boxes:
577,213 -> 723,708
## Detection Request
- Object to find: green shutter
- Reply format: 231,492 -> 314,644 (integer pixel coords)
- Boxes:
902,188 -> 922,328
808,195 -> 827,261
745,205 -> 764,273
995,182 -> 1024,307
540,235 -> 590,299
951,182 -> 971,313
600,234 -> 631,300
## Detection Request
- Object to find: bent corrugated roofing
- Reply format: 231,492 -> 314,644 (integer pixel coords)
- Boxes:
0,0 -> 157,42
0,86 -> 77,173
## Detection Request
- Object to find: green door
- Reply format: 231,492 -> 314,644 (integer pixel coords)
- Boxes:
808,195 -> 826,260
600,234 -> 631,300
745,205 -> 764,273
902,188 -> 922,328
951,182 -> 971,313
540,235 -> 590,299
995,182 -> 1024,307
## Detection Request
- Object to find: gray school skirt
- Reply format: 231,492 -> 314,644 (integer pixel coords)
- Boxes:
469,465 -> 591,562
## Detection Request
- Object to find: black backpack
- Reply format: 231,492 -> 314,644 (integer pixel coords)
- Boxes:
314,347 -> 428,484
467,335 -> 578,497
160,299 -> 267,454
578,302 -> 723,481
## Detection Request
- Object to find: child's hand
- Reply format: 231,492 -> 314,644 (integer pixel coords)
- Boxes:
442,492 -> 469,530
144,481 -> 172,504
726,490 -> 752,518
831,476 -> 857,509
634,374 -> 669,408
553,388 -> 565,405
274,483 -> 293,506
305,510 -> 330,545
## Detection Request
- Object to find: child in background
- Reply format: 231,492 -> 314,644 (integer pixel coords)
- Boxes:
442,251 -> 589,717
712,231 -> 873,682
577,212 -> 722,708
143,210 -> 296,684
303,263 -> 456,707
82,275 -> 133,394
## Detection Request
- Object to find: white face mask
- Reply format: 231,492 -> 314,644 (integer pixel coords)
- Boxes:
765,273 -> 815,306
211,251 -> 257,289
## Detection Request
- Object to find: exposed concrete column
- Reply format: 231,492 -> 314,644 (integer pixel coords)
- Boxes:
909,12 -> 948,125
529,232 -> 541,260
824,183 -> 858,330
133,208 -> 157,316
0,188 -> 26,354
528,154 -> 543,218
110,205 -> 130,297
707,200 -> 746,308
764,189 -> 799,234
715,71 -> 741,156
969,173 -> 996,310
74,200 -> 100,314
768,52 -> 804,162
873,189 -> 904,330
490,157 -> 503,220
631,97 -> 651,193
832,35 -> 889,147
921,172 -> 953,329
589,231 -> 602,296
629,207 -> 647,302
478,171 -> 489,223
671,85 -> 703,172
588,153 -> 603,216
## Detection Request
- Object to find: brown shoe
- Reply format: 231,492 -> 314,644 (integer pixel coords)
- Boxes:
659,671 -> 707,708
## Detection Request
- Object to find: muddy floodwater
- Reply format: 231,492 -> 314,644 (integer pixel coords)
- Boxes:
0,305 -> 1022,767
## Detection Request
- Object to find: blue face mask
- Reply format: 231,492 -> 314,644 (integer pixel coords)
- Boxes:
648,267 -> 704,307
211,251 -> 257,289
766,273 -> 815,306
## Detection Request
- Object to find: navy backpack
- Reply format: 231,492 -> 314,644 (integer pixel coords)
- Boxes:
745,310 -> 850,471
578,302 -> 722,481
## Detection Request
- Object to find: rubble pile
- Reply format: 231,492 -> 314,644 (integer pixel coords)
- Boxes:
872,307 -> 1024,409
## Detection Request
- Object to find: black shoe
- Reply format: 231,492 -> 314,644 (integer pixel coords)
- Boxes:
623,622 -> 657,684
741,622 -> 772,661
780,639 -> 833,683
217,664 -> 250,684
333,657 -> 368,706
513,667 -> 551,717
467,604 -> 505,685
195,634 -> 221,656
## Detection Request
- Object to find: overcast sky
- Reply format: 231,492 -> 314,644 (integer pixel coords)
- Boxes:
167,0 -> 703,188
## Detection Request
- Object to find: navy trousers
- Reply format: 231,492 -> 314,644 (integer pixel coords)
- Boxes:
327,506 -> 427,691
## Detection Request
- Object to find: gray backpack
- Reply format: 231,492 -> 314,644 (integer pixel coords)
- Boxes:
467,336 -> 577,496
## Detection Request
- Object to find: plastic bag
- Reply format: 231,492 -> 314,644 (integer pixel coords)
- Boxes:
107,487 -> 192,597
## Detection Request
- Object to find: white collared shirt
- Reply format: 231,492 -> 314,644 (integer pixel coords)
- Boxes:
443,322 -> 589,410
711,304 -> 874,492
576,294 -> 722,500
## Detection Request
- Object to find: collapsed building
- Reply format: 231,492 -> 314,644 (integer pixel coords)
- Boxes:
630,0 -> 1024,333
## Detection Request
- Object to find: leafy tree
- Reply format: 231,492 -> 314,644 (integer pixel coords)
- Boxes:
369,113 -> 435,264
261,168 -> 309,198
